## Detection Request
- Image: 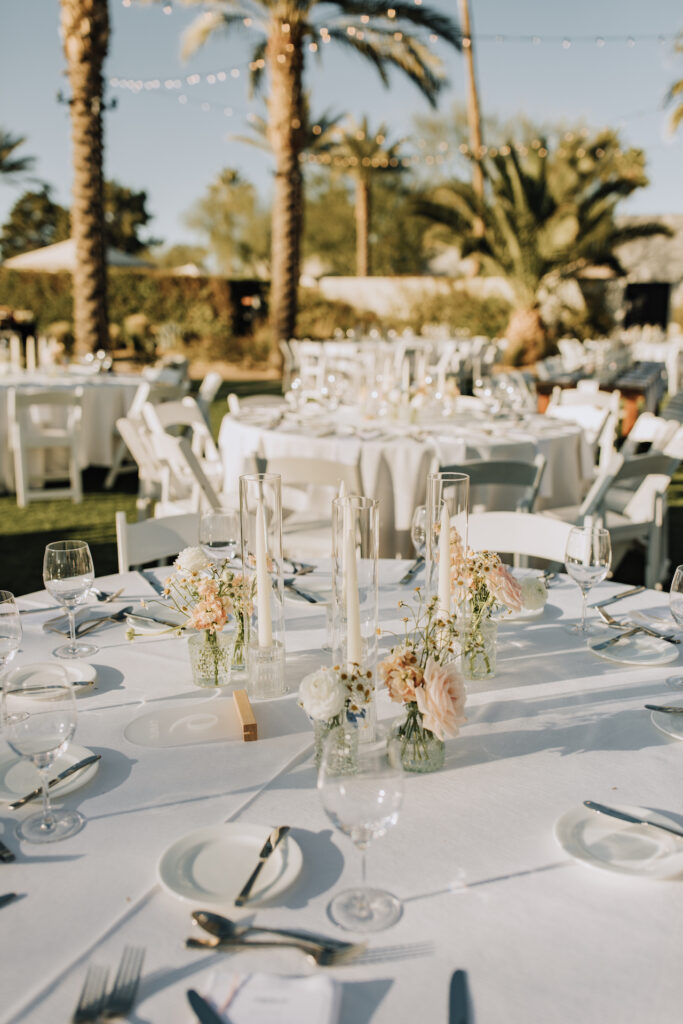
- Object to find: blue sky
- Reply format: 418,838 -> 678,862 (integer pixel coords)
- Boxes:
1,0 -> 681,249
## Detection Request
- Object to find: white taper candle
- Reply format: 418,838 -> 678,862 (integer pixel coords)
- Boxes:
255,499 -> 272,647
344,509 -> 362,666
438,501 -> 451,618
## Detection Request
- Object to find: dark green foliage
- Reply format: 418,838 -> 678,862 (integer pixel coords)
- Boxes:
0,186 -> 71,260
403,286 -> 511,337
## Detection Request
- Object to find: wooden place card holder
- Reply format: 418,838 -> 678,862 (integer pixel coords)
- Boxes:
233,689 -> 258,742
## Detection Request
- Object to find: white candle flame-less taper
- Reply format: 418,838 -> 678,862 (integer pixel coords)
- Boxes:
255,499 -> 272,647
344,507 -> 362,666
438,502 -> 451,618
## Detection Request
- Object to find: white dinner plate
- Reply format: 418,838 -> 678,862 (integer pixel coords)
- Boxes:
650,707 -> 683,742
158,822 -> 303,908
588,633 -> 679,666
127,601 -> 186,634
555,804 -> 683,879
0,743 -> 99,803
6,660 -> 96,695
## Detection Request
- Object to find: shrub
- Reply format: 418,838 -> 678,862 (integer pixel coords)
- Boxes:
403,284 -> 512,337
296,288 -> 383,338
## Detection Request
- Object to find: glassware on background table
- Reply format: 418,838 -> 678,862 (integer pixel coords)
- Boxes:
0,591 -> 22,679
2,666 -> 83,843
666,564 -> 683,689
199,508 -> 240,564
410,505 -> 427,558
564,525 -> 612,635
43,540 -> 97,659
318,724 -> 404,932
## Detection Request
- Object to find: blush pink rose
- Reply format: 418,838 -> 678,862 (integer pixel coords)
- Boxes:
415,657 -> 467,741
487,564 -> 523,613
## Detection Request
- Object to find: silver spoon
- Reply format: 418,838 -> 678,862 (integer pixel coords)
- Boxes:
192,910 -> 354,949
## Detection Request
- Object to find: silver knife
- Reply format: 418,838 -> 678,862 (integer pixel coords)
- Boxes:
400,556 -> 425,585
449,969 -> 469,1024
234,825 -> 290,906
187,990 -> 223,1024
591,628 -> 640,651
0,841 -> 14,863
284,581 -> 322,604
8,753 -> 101,810
125,613 -> 185,630
589,585 -> 646,609
136,569 -> 165,595
0,893 -> 17,908
645,704 -> 683,714
584,800 -> 683,840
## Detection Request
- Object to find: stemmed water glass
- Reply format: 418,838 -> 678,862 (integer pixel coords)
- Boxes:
666,565 -> 683,689
0,591 -> 22,681
43,540 -> 97,659
318,725 -> 404,932
564,525 -> 612,635
410,505 -> 427,561
199,508 -> 241,564
2,666 -> 83,843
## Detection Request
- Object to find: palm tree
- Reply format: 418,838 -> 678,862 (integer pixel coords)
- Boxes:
416,131 -> 669,364
0,129 -> 35,179
180,0 -> 461,345
60,0 -> 110,354
326,117 -> 405,276
667,34 -> 683,133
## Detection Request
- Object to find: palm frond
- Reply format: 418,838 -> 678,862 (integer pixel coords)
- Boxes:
323,0 -> 462,50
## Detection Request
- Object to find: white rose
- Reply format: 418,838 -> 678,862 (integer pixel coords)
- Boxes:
175,546 -> 210,573
298,667 -> 346,722
520,577 -> 548,611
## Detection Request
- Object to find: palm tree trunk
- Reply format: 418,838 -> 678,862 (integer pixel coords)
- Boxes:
266,20 -> 305,346
355,177 -> 371,276
60,0 -> 109,355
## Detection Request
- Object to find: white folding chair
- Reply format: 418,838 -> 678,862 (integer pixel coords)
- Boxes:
620,412 -> 679,457
547,384 -> 621,470
115,510 -> 200,571
468,511 -> 573,567
153,432 -> 224,516
8,387 -> 84,507
196,371 -> 222,425
439,455 -> 547,513
142,397 -> 223,495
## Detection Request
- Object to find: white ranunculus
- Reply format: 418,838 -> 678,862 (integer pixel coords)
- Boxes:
175,546 -> 210,573
298,667 -> 346,722
520,577 -> 548,611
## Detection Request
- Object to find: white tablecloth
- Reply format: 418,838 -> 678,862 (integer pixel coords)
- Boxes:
0,371 -> 141,490
3,567 -> 683,1023
218,411 -> 594,555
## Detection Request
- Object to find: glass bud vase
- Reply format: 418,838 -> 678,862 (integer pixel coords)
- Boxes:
312,714 -> 342,768
188,629 -> 235,688
463,617 -> 498,680
391,702 -> 445,773
231,611 -> 247,672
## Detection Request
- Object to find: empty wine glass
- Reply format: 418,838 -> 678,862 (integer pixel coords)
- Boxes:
410,505 -> 427,559
318,724 -> 404,932
666,565 -> 683,689
2,666 -> 83,843
0,591 -> 22,680
199,508 -> 240,564
43,540 -> 97,659
564,525 -> 612,635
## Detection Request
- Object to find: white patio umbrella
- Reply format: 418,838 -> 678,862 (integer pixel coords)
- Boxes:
2,238 -> 153,272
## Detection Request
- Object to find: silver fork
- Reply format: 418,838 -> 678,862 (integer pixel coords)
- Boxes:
186,935 -> 365,967
72,964 -> 109,1024
596,605 -> 679,643
102,946 -> 145,1019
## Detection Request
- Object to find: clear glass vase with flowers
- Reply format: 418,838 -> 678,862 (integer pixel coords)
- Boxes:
298,663 -> 374,766
379,591 -> 466,773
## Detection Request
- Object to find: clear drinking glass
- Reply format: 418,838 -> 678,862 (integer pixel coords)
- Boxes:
564,525 -> 612,635
2,667 -> 84,843
318,724 -> 404,933
666,565 -> 683,689
199,508 -> 240,564
0,591 -> 22,679
43,540 -> 97,659
410,505 -> 427,558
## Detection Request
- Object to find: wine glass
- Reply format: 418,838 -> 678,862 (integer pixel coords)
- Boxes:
43,540 -> 97,659
564,525 -> 612,635
666,565 -> 683,689
2,666 -> 83,843
0,591 -> 22,680
318,724 -> 404,932
199,508 -> 241,564
410,505 -> 427,560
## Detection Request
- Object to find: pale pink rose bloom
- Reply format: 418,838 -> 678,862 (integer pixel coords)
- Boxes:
487,564 -> 523,612
378,648 -> 422,703
415,657 -> 467,741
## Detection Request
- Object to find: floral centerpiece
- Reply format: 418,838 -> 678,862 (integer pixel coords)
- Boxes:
298,663 -> 374,765
463,551 -> 547,679
127,547 -> 254,687
378,591 -> 467,772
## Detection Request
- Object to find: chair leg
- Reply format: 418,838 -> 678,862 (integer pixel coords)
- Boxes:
104,438 -> 127,490
13,445 -> 28,508
70,446 -> 83,504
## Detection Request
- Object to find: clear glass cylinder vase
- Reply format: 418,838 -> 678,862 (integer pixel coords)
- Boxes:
425,471 -> 469,624
391,702 -> 445,773
331,495 -> 379,675
463,616 -> 498,680
188,629 -> 236,688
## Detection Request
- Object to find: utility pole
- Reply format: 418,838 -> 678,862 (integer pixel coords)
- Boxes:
458,0 -> 484,199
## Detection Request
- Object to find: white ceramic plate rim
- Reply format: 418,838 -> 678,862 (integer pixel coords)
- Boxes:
589,633 -> 679,666
6,660 -> 96,693
650,708 -> 683,742
0,742 -> 99,802
157,822 -> 303,908
128,601 -> 186,633
555,804 -> 683,879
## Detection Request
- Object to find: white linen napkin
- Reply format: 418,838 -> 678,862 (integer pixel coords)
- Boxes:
202,972 -> 341,1024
